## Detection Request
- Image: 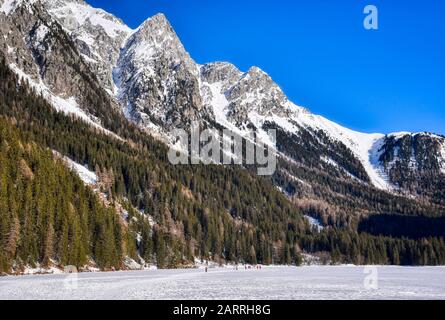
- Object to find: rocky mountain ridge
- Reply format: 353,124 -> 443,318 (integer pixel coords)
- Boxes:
1,0 -> 444,201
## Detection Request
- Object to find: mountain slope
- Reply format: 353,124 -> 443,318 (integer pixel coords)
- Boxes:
97,3 -> 445,199
0,52 -> 313,270
115,13 -> 207,134
378,132 -> 445,204
3,0 -> 444,220
41,0 -> 132,92
1,0 -> 445,270
3,0 -> 443,200
0,0 -> 122,132
0,117 -> 125,273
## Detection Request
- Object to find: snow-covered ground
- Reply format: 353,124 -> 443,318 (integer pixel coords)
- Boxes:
1,266 -> 444,300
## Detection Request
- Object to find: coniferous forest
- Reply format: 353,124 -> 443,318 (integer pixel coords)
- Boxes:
1,50 -> 445,275
0,118 -> 124,272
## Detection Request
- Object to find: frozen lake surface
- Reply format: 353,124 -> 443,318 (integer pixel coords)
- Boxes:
1,266 -> 445,300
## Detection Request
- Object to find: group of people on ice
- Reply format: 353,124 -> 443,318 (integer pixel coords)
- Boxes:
204,265 -> 263,272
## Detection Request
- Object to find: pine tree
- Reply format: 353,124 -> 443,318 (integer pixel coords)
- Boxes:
154,229 -> 166,269
5,215 -> 20,260
42,224 -> 54,267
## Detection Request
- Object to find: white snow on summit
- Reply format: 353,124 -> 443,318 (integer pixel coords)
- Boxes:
0,0 -> 16,15
41,0 -> 133,92
41,0 -> 132,38
388,131 -> 444,140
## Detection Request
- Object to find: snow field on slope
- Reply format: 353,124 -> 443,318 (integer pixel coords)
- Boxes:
45,0 -> 132,38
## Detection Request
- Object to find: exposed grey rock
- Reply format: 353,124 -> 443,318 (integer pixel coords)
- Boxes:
0,0 -> 121,127
378,132 -> 445,198
200,62 -> 243,89
115,13 -> 208,131
41,0 -> 132,92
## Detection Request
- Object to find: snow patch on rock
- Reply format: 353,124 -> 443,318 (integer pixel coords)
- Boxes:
206,82 -> 231,129
9,63 -> 91,121
41,0 -> 133,92
34,23 -> 50,43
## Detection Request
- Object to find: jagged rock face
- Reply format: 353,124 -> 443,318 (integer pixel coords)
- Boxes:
226,67 -> 291,123
41,0 -> 132,92
199,63 -> 293,127
1,0 -> 87,96
378,133 -> 445,199
0,0 -> 121,129
115,13 -> 206,131
200,62 -> 243,90
0,0 -> 44,82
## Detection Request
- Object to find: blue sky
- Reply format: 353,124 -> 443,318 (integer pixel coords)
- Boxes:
88,0 -> 445,135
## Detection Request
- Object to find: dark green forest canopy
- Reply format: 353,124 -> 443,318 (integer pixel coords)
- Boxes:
0,118 -> 123,272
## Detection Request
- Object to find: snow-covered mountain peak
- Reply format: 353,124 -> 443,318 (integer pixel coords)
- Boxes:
39,0 -> 133,91
245,66 -> 269,77
224,66 -> 290,120
116,13 -> 199,93
114,13 -> 204,130
41,0 -> 132,38
200,62 -> 243,87
137,12 -> 169,32
135,13 -> 175,43
388,132 -> 411,139
3,0 -> 442,196
127,12 -> 195,71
